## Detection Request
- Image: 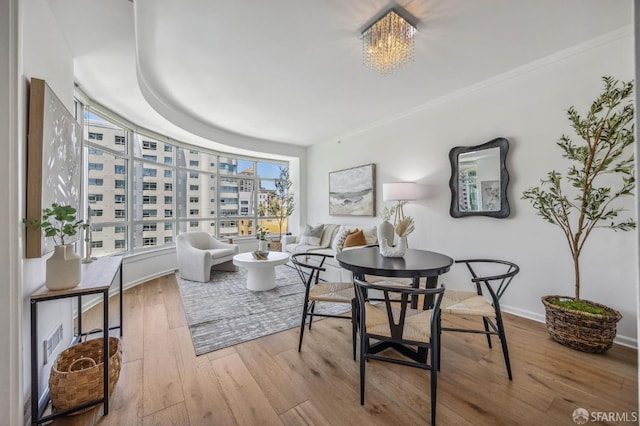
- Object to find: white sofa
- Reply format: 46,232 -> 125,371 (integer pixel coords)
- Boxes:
283,224 -> 377,282
176,231 -> 239,282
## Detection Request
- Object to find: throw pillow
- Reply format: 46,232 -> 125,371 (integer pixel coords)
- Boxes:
343,229 -> 367,248
300,224 -> 324,246
361,226 -> 378,245
332,226 -> 352,253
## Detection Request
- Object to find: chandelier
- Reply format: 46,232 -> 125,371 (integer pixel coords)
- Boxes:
361,9 -> 417,74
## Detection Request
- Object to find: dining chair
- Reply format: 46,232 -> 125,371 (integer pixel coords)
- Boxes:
353,278 -> 445,425
290,253 -> 357,360
440,259 -> 520,380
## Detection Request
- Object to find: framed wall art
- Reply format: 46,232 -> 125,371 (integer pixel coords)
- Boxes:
25,78 -> 82,258
329,164 -> 376,216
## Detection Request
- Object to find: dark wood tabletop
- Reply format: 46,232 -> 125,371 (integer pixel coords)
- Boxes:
336,246 -> 453,280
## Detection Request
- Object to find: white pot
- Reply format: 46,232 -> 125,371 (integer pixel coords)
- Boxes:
379,236 -> 408,258
46,244 -> 81,290
258,239 -> 268,252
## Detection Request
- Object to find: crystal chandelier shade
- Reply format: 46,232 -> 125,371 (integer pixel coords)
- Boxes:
361,9 -> 417,74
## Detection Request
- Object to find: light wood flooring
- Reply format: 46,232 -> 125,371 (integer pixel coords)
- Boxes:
48,273 -> 637,425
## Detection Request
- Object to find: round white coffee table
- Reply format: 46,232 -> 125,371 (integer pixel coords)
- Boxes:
232,251 -> 290,291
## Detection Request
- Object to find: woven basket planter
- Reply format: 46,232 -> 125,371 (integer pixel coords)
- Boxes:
49,337 -> 122,414
541,295 -> 622,353
270,241 -> 282,252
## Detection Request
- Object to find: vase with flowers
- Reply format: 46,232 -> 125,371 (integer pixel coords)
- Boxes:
379,217 -> 415,257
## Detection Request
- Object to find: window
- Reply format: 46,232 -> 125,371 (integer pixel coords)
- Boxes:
143,237 -> 157,246
93,226 -> 103,232
91,241 -> 103,248
81,98 -> 288,253
142,140 -> 157,150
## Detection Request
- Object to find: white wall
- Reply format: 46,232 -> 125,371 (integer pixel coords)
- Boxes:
0,0 -> 22,423
307,30 -> 638,346
20,0 -> 76,412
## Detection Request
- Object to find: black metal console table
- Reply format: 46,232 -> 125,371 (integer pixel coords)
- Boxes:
30,255 -> 123,424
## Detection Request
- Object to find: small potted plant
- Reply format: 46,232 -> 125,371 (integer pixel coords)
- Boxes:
522,76 -> 635,353
24,203 -> 88,290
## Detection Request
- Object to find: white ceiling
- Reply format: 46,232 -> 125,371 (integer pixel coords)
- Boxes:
46,0 -> 632,156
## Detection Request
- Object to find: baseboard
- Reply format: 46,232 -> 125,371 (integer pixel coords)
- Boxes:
501,304 -> 638,349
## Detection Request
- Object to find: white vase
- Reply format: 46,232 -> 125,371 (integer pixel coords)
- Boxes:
379,236 -> 408,258
258,239 -> 268,252
46,244 -> 81,290
378,220 -> 395,247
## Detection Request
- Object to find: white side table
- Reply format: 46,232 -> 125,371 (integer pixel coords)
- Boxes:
232,251 -> 290,291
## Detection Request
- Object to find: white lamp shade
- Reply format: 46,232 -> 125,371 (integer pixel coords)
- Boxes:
383,182 -> 417,201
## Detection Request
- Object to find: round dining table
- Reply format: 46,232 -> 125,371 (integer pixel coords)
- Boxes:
336,246 -> 453,306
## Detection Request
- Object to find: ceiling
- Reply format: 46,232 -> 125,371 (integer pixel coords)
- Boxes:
46,0 -> 632,156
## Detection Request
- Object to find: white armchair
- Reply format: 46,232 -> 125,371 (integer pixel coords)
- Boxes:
176,232 -> 239,282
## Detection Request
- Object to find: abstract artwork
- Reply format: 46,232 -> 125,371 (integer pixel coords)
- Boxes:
329,164 -> 376,216
26,78 -> 82,257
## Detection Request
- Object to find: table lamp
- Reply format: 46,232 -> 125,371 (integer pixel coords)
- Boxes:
382,182 -> 417,226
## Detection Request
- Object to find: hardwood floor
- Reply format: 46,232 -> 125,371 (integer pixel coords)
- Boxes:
49,274 -> 637,425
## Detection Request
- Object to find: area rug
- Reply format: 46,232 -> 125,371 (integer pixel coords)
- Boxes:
177,264 -> 352,356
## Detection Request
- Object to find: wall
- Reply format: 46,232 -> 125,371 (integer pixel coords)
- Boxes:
0,0 -> 21,423
20,0 -> 76,412
307,30 -> 638,346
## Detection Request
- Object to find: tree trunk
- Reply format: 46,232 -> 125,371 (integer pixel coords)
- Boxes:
573,252 -> 581,301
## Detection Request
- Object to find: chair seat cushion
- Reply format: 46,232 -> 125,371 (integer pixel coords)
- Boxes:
365,303 -> 433,343
309,281 -> 354,303
441,290 -> 495,316
207,248 -> 237,259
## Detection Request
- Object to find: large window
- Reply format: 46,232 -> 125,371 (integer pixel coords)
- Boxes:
81,105 -> 289,256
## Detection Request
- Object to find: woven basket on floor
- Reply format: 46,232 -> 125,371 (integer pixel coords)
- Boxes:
541,295 -> 622,353
49,337 -> 122,414
270,241 -> 282,252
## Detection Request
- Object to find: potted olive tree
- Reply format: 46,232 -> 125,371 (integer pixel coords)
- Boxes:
522,76 -> 635,353
268,166 -> 295,251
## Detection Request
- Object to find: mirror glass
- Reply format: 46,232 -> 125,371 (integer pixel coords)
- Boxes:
449,138 -> 510,218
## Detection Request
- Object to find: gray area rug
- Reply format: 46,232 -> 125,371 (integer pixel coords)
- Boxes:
177,264 -> 352,356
